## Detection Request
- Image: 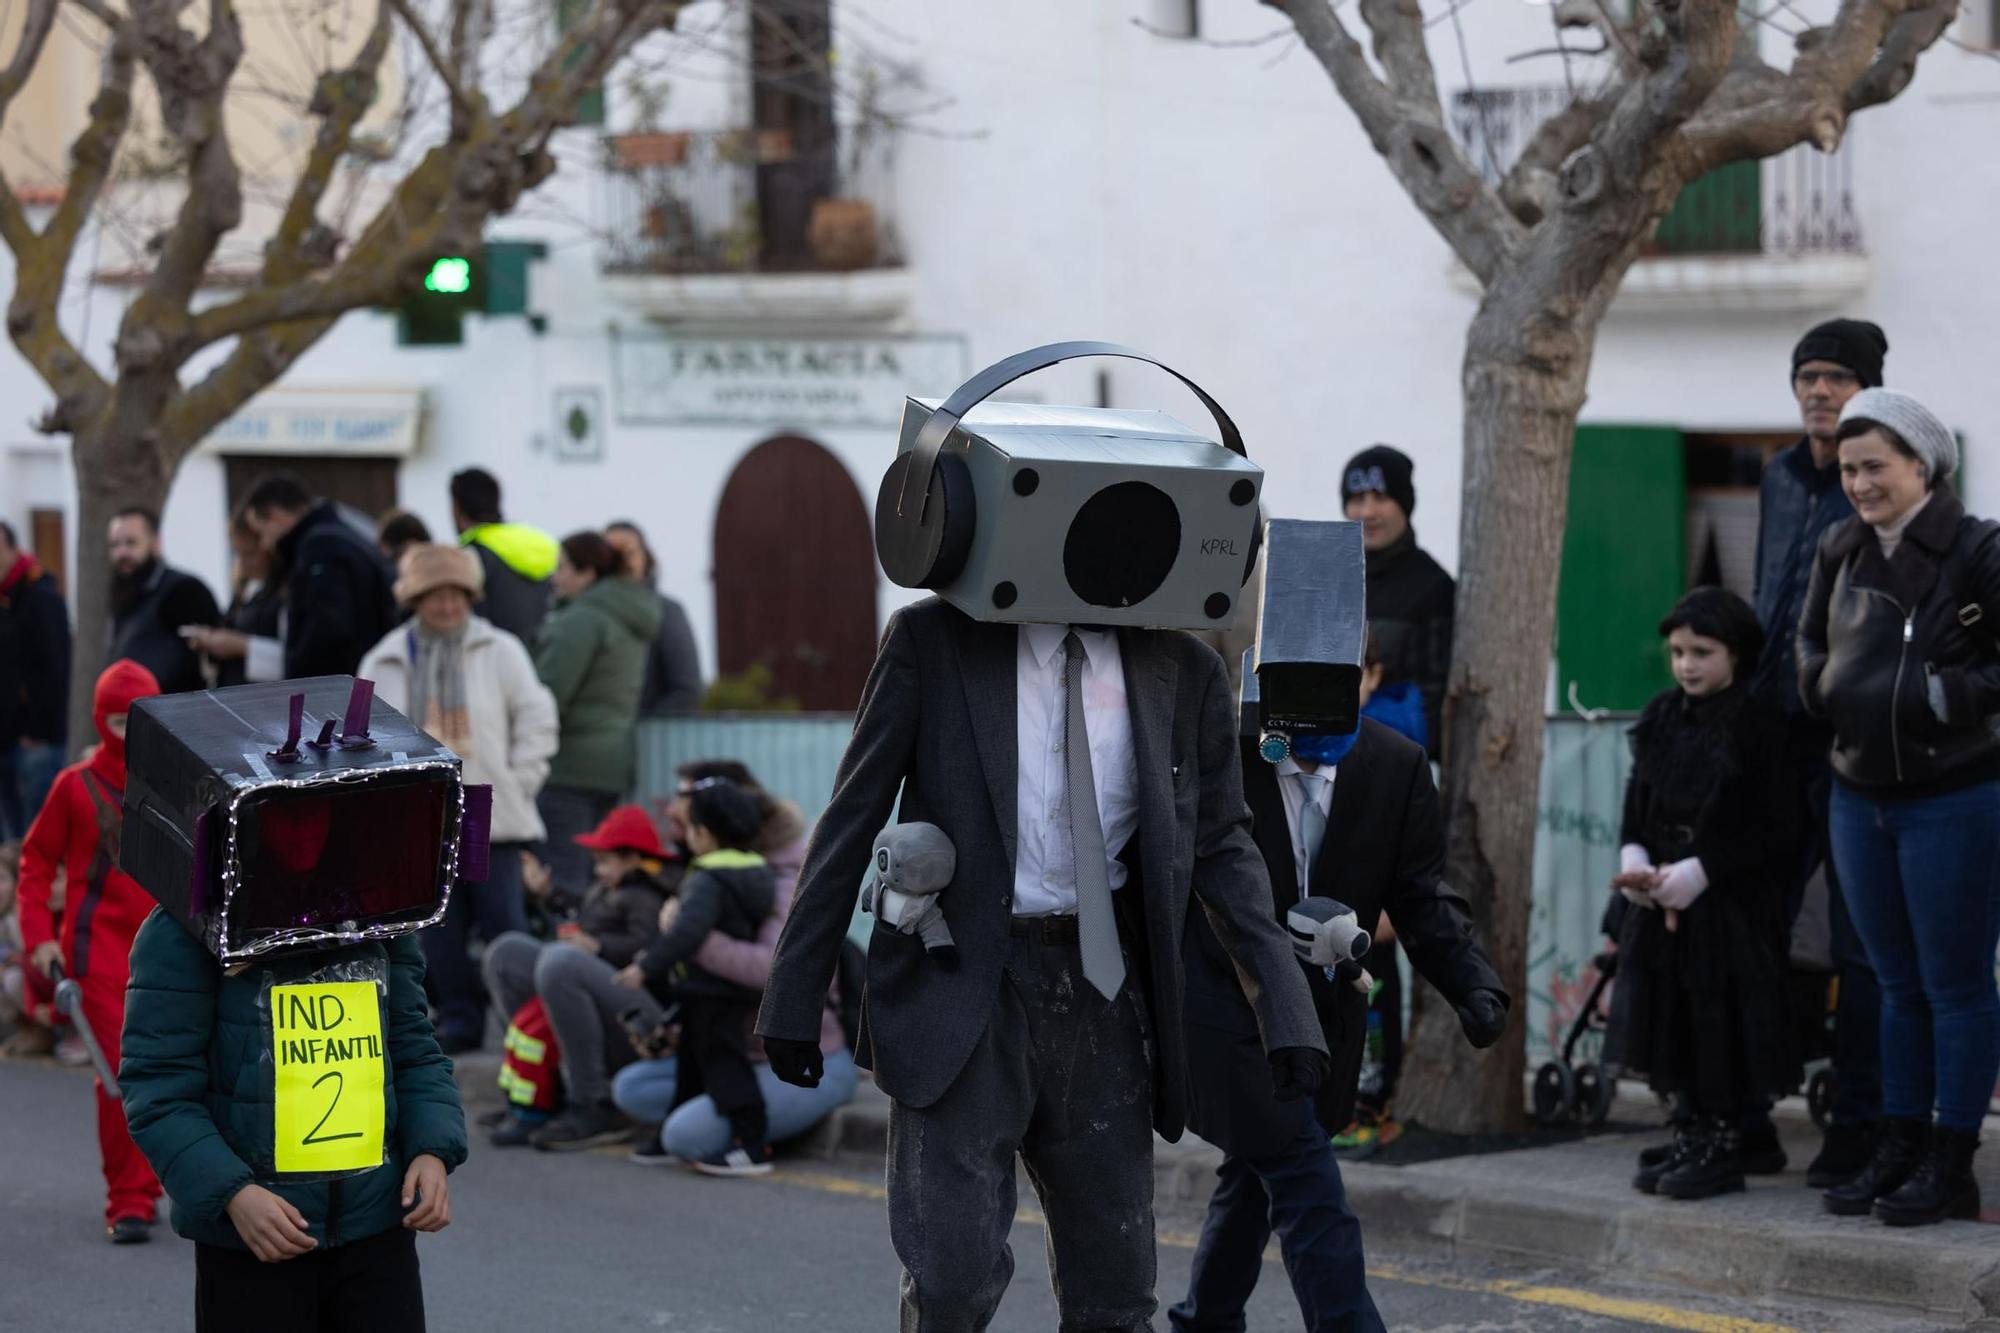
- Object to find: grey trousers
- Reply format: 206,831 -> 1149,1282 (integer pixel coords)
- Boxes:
888,927 -> 1157,1333
483,932 -> 663,1106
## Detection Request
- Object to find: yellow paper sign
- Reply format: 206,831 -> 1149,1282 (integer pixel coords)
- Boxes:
272,981 -> 386,1174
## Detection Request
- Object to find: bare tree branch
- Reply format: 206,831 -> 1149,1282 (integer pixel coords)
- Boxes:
1272,0 -> 1524,284
386,0 -> 480,127
0,0 -> 64,253
66,0 -> 125,28
1498,94 -> 1612,225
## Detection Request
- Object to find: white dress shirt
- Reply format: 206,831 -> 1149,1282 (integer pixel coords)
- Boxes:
1013,623 -> 1140,916
1273,755 -> 1337,901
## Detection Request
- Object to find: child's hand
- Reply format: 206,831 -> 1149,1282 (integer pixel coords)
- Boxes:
657,899 -> 681,931
226,1183 -> 317,1262
30,940 -> 63,980
560,928 -> 600,955
611,963 -> 646,991
402,1154 -> 450,1232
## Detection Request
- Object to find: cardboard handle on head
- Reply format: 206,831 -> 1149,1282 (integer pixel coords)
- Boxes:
896,341 -> 1251,525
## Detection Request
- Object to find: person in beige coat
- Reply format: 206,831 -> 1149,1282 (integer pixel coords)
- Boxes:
360,544 -> 559,1053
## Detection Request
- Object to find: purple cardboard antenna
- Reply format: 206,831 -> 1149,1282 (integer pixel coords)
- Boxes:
266,693 -> 306,762
459,785 -> 493,883
338,678 -> 377,749
310,717 -> 338,750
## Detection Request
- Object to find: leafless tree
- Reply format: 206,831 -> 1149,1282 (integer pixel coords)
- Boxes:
0,0 -> 690,735
1265,0 -> 1956,1132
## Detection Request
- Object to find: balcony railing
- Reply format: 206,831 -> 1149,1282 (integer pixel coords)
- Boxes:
1449,87 -> 1862,258
599,126 -> 901,276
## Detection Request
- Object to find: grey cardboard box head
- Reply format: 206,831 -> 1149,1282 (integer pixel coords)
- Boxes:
873,341 -> 1263,631
121,676 -> 466,963
1246,519 -> 1367,738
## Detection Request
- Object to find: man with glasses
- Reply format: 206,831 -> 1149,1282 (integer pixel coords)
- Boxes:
1749,317 -> 1888,1189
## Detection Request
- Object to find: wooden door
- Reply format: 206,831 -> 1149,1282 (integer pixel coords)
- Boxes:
712,436 -> 876,712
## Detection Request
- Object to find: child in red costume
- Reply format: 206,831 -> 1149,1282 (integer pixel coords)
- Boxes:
18,659 -> 166,1243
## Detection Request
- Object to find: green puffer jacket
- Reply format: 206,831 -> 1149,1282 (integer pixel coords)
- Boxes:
120,908 -> 469,1252
534,576 -> 662,795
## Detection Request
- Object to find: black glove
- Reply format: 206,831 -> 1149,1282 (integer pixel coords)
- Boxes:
764,1037 -> 825,1089
1269,1046 -> 1330,1102
1455,988 -> 1509,1050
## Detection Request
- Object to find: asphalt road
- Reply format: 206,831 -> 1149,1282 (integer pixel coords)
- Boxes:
1,1057 -> 1878,1332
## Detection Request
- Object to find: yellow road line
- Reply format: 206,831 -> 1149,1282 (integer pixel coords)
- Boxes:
762,1168 -> 1801,1333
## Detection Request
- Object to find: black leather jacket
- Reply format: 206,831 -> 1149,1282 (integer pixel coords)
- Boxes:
1798,493 -> 2000,793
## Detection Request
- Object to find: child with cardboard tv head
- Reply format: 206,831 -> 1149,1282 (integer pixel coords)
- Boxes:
116,675 -> 475,1330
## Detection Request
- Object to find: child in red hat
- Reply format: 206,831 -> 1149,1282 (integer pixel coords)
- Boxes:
17,660 -> 166,1242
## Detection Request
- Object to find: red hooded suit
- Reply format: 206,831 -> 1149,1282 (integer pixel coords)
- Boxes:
18,660 -> 166,1229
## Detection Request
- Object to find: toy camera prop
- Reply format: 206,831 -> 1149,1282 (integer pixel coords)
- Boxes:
1287,897 -> 1372,969
1241,519 -> 1367,762
861,822 -> 958,966
875,341 -> 1264,629
121,676 -> 491,963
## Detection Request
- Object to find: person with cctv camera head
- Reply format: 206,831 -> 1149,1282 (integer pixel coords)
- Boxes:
756,343 -> 1326,1331
1172,519 -> 1509,1333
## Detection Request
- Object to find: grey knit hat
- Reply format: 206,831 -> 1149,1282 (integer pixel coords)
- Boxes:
1838,388 -> 1957,486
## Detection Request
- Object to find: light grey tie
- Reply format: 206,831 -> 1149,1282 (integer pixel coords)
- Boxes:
1064,632 -> 1125,1001
1293,771 -> 1328,898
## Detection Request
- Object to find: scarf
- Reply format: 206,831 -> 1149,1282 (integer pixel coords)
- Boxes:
409,621 -> 472,757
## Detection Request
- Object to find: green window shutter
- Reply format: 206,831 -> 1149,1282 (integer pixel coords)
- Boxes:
1555,426 -> 1686,712
1655,160 -> 1761,255
482,240 -> 547,315
555,0 -> 605,126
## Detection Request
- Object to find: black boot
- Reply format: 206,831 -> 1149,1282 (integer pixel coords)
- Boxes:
1635,1122 -> 1698,1194
1740,1115 -> 1788,1175
1823,1117 -> 1929,1216
1806,1120 -> 1879,1189
1659,1118 -> 1747,1200
1875,1126 -> 1982,1227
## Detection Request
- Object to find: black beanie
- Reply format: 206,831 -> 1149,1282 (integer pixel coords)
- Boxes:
1341,445 -> 1416,518
1791,318 -> 1888,389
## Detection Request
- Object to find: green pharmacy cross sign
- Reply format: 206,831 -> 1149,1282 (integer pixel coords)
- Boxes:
424,256 -> 474,295
394,242 -> 544,346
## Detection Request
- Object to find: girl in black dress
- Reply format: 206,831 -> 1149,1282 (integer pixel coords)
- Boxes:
1609,588 -> 1799,1200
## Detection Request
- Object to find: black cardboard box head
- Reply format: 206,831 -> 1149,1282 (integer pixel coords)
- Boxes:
121,676 -> 465,963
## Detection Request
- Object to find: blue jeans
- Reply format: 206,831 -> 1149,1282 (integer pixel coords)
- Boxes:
1829,779 -> 2000,1131
1169,1122 -> 1384,1333
611,1048 -> 859,1159
420,842 -> 530,1045
0,740 -> 64,841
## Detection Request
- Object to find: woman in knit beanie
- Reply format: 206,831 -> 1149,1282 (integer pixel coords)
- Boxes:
1795,386 -> 2000,1226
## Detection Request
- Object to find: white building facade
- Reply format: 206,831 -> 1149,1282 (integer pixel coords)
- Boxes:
5,0 -> 1998,711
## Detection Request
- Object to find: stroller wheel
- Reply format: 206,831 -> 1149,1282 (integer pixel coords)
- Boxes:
1806,1068 -> 1835,1132
1574,1062 -> 1615,1128
1532,1061 -> 1576,1125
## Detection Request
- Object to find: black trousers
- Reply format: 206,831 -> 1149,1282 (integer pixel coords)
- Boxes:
196,1226 -> 425,1333
676,995 -> 769,1145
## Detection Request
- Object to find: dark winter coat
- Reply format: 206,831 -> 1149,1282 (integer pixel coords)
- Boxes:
462,523 -> 558,647
108,560 -> 221,694
218,577 -> 284,689
1182,722 -> 1504,1156
1363,530 -> 1455,755
1608,685 -> 1798,1109
276,502 -> 398,679
1751,439 -> 1853,718
1797,492 -> 2000,794
639,850 -> 775,1000
561,867 -> 670,968
533,576 -> 661,796
0,555 -> 70,747
638,589 -> 704,716
120,912 -> 468,1253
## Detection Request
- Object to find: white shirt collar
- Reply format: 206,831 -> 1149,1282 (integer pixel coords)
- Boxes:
1276,756 -> 1331,783
1023,622 -> 1118,674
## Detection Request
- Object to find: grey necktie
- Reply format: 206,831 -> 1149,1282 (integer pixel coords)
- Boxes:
1065,632 -> 1125,1001
1293,771 -> 1328,898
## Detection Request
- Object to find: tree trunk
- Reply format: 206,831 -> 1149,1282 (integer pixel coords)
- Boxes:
1392,285 -> 1596,1135
65,421 -> 170,755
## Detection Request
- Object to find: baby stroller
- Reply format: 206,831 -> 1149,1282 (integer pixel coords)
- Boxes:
1532,947 -> 1619,1127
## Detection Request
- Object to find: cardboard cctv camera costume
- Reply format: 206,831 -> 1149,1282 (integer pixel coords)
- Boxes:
120,676 -> 493,963
1242,518 -> 1368,763
861,822 -> 958,966
875,341 -> 1265,628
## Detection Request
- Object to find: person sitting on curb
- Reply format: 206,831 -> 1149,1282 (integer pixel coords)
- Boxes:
482,805 -> 669,1150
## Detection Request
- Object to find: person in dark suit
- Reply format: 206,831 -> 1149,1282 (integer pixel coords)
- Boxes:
1173,661 -> 1507,1331
757,598 -> 1327,1332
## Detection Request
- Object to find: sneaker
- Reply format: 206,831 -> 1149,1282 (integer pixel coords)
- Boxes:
1331,1110 -> 1403,1161
628,1135 -> 678,1166
488,1114 -> 542,1148
530,1102 -> 629,1152
106,1216 -> 151,1245
692,1140 -> 773,1177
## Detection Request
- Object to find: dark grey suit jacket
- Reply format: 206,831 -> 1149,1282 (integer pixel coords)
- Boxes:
756,597 -> 1323,1140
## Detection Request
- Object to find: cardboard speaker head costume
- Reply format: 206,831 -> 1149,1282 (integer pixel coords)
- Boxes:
121,676 -> 492,963
1240,519 -> 1368,763
876,342 -> 1264,629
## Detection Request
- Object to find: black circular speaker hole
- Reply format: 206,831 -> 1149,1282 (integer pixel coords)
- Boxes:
1205,593 -> 1232,621
1063,482 -> 1182,609
1013,468 -> 1040,497
1229,479 -> 1256,507
993,582 -> 1018,610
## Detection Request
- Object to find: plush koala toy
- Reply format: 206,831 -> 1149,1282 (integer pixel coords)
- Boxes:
861,822 -> 958,968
